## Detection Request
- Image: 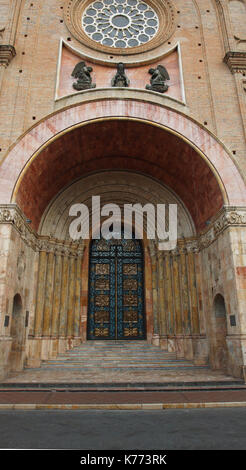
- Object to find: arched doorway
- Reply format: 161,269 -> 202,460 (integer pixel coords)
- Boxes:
1,100 -> 246,377
87,233 -> 146,340
9,294 -> 25,371
212,294 -> 228,371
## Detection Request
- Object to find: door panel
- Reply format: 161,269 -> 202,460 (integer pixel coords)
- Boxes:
87,238 -> 145,340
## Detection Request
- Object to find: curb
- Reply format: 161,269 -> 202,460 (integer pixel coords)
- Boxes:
0,402 -> 246,410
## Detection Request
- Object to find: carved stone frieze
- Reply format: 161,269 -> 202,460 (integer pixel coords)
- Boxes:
1,205 -> 246,256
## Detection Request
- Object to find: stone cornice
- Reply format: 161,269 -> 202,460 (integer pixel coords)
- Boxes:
223,51 -> 246,74
0,205 -> 84,258
0,205 -> 246,255
0,45 -> 16,67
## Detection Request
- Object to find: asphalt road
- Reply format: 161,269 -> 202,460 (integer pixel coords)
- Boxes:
0,408 -> 245,450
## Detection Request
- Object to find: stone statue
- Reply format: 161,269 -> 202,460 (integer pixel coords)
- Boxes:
111,63 -> 130,88
146,65 -> 170,93
71,61 -> 96,91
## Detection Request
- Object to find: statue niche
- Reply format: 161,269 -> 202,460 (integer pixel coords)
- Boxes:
146,65 -> 170,93
111,63 -> 130,88
71,61 -> 96,91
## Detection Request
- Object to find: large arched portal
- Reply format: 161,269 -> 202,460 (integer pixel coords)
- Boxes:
1,100 -> 246,379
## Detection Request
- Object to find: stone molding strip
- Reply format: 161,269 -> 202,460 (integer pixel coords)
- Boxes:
0,204 -> 246,254
224,51 -> 246,74
0,403 -> 246,410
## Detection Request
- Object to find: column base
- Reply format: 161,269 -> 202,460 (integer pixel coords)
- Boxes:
159,336 -> 168,350
152,334 -> 160,346
226,335 -> 246,379
192,336 -> 208,365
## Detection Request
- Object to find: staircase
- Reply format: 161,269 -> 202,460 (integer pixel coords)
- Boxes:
3,340 -> 242,388
40,341 -> 208,372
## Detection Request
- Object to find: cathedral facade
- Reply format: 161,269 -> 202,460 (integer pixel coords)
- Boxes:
1,0 -> 246,382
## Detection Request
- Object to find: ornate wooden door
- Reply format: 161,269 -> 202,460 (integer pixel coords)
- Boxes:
87,236 -> 146,340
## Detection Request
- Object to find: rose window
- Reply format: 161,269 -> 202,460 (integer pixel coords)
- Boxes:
82,0 -> 159,49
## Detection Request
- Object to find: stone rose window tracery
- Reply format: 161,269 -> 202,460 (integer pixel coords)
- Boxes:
65,0 -> 177,57
82,0 -> 159,49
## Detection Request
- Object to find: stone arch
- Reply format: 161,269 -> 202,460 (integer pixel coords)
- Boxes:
0,99 -> 246,231
2,99 -> 246,374
39,171 -> 195,239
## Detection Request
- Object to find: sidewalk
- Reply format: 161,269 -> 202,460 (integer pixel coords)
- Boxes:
1,389 -> 246,410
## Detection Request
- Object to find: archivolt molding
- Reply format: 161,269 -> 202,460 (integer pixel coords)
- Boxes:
0,204 -> 246,255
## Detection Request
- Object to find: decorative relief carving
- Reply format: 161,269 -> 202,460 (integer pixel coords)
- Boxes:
1,205 -> 246,256
124,311 -> 138,322
96,264 -> 110,275
124,294 -> 138,306
95,327 -> 109,337
95,279 -> 110,290
124,279 -> 137,290
95,311 -> 110,322
124,327 -> 138,337
97,239 -> 110,251
95,295 -> 110,307
71,61 -> 96,90
123,240 -> 137,251
146,64 -> 170,93
111,63 -> 130,88
123,264 -> 138,275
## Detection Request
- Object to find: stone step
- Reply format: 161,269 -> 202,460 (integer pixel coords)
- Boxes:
26,341 -> 209,376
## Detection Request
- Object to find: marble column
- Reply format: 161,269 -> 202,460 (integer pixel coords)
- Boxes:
42,250 -> 55,337
34,250 -> 47,337
59,253 -> 70,340
74,249 -> 83,339
51,250 -> 63,338
187,250 -> 200,335
67,256 -> 76,338
164,253 -> 174,337
157,252 -> 167,349
172,251 -> 183,336
180,249 -> 191,335
180,247 -> 193,359
150,246 -> 159,345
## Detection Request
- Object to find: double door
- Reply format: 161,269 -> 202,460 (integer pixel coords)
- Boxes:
87,238 -> 146,340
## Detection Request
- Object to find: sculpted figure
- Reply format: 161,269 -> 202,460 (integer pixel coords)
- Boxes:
71,61 -> 96,91
111,63 -> 130,88
146,65 -> 170,93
